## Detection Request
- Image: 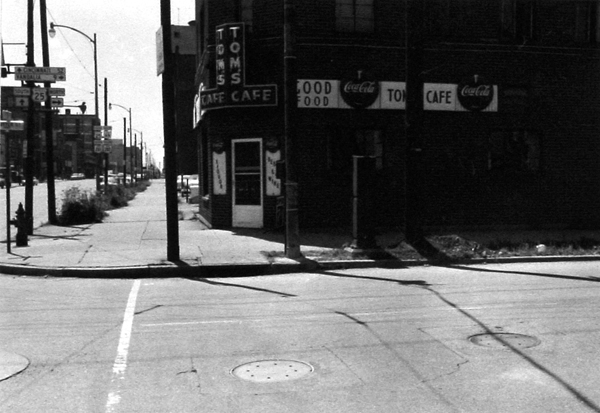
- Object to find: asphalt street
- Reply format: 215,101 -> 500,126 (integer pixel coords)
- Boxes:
1,261 -> 600,412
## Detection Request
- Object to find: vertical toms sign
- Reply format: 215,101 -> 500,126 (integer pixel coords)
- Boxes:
200,23 -> 278,111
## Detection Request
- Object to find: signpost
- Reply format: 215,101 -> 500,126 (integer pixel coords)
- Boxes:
50,98 -> 64,107
14,66 -> 66,82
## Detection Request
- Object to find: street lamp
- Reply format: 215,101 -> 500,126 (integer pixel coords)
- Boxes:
109,103 -> 133,185
49,22 -> 99,118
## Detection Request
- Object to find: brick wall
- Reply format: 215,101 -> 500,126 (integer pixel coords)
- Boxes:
197,0 -> 600,230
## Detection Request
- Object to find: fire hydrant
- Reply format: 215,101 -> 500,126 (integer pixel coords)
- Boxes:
11,203 -> 28,247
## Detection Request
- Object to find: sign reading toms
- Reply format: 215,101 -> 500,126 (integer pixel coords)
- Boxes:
457,75 -> 494,111
340,73 -> 379,109
200,23 -> 277,111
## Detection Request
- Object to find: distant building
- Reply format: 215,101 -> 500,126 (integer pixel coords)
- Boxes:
195,1 -> 599,230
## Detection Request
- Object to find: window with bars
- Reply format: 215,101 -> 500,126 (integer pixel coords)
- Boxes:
336,0 -> 375,33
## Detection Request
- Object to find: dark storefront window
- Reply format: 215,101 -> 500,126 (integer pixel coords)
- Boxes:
489,130 -> 541,173
336,0 -> 374,33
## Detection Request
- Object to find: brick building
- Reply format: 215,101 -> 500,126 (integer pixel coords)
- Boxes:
193,0 -> 600,230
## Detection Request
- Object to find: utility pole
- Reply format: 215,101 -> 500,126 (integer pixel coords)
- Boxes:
24,0 -> 36,234
104,78 -> 108,189
122,117 -> 127,183
283,0 -> 301,258
161,0 -> 180,261
39,0 -> 57,224
404,0 -> 425,245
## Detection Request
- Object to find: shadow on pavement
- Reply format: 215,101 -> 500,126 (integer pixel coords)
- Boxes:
186,277 -> 297,297
319,268 -> 600,412
319,270 -> 430,287
443,265 -> 600,283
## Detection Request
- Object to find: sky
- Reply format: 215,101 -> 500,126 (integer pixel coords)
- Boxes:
1,0 -> 196,168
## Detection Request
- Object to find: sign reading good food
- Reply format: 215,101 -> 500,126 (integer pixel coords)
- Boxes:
457,75 -> 494,111
200,23 -> 277,111
340,72 -> 379,109
297,80 -> 405,110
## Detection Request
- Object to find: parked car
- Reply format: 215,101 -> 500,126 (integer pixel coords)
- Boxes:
20,176 -> 39,186
70,173 -> 85,180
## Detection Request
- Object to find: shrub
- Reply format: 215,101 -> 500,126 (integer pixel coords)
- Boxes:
57,181 -> 151,226
58,187 -> 107,225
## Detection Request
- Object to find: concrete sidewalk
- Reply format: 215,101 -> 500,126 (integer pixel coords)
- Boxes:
0,180 -> 362,278
2,180 -> 600,278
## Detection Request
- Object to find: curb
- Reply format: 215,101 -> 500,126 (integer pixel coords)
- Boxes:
2,254 -> 600,278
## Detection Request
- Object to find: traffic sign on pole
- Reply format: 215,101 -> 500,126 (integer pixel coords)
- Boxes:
32,88 -> 48,102
50,98 -> 64,107
14,66 -> 67,82
15,97 -> 29,108
48,88 -> 66,96
13,88 -> 32,97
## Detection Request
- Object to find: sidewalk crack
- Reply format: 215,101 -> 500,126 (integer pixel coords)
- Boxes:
78,245 -> 93,264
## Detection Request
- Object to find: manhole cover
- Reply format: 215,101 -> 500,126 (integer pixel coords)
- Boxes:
469,333 -> 540,349
231,360 -> 313,383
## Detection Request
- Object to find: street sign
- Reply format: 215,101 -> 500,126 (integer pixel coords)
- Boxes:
32,88 -> 47,102
15,97 -> 29,108
14,87 -> 31,96
93,126 -> 112,139
14,66 -> 67,82
15,66 -> 66,75
94,143 -> 103,153
49,88 -> 65,96
0,120 -> 25,131
103,143 -> 112,153
50,98 -> 64,107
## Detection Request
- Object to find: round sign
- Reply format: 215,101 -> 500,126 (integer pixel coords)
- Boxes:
340,76 -> 379,109
457,75 -> 494,111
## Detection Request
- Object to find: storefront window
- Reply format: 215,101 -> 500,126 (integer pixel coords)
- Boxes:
336,0 -> 374,33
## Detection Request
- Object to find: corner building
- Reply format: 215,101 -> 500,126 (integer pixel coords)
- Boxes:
193,0 -> 600,230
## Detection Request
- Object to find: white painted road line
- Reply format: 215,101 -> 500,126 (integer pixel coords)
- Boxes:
105,280 -> 141,413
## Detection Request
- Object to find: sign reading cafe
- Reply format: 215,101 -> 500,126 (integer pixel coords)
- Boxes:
199,23 -> 278,112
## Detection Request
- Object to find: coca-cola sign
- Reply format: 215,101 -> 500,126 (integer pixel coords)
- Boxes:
457,75 -> 494,111
340,75 -> 379,109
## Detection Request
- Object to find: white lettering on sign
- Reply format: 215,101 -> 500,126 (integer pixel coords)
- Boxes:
424,83 -> 456,111
213,152 -> 227,195
297,79 -> 338,108
296,80 -> 497,112
266,150 -> 281,196
380,82 -> 406,110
